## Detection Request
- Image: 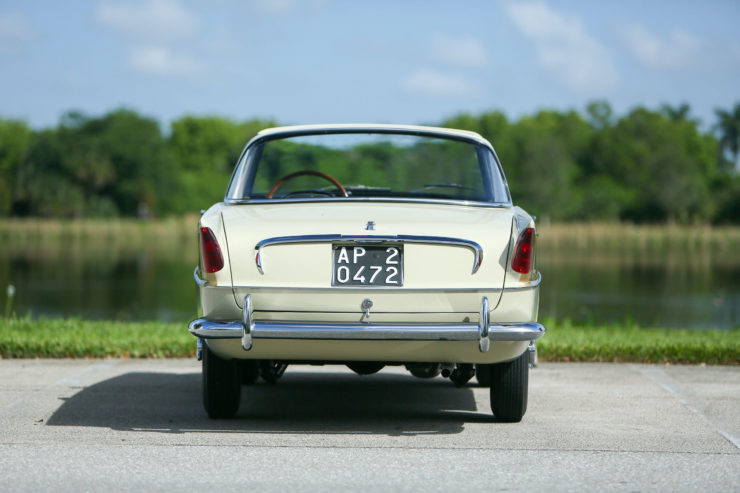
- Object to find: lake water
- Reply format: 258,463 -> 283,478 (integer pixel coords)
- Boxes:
2,245 -> 738,329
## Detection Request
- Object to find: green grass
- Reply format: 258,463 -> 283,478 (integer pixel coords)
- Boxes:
0,316 -> 738,364
538,318 -> 740,365
0,316 -> 193,358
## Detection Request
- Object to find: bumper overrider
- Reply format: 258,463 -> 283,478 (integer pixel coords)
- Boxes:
189,295 -> 546,358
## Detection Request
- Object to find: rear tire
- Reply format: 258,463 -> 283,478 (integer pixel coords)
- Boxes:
475,364 -> 491,387
202,344 -> 241,419
241,360 -> 259,385
489,351 -> 528,422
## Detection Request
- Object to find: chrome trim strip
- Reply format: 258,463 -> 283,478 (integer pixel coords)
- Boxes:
189,319 -> 242,339
255,234 -> 484,275
225,197 -> 511,208
229,272 -> 540,293
189,318 -> 546,343
505,271 -> 543,290
233,285 -> 504,293
249,322 -> 482,341
488,322 -> 546,341
193,266 -> 209,287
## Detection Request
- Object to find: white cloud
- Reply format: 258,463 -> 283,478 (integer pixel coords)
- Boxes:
618,23 -> 700,70
402,70 -> 476,96
128,45 -> 202,76
431,35 -> 488,68
0,12 -> 34,55
503,0 -> 617,93
95,0 -> 199,42
96,0 -> 204,77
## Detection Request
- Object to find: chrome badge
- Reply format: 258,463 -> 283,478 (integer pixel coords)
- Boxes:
365,221 -> 376,230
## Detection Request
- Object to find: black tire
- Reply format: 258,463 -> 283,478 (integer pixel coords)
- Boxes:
202,344 -> 241,419
475,364 -> 491,387
489,351 -> 528,422
241,360 -> 259,385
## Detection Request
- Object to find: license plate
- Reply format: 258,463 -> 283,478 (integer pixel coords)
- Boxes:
332,244 -> 403,286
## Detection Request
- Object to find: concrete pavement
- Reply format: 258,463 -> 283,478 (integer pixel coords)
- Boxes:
0,359 -> 738,491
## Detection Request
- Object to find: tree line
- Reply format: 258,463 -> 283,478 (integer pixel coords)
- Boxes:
0,102 -> 738,223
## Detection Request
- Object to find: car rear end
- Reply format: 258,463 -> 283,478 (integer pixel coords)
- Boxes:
189,125 -> 545,421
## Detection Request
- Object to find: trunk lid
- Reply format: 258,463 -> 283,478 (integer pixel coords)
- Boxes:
222,202 -> 514,294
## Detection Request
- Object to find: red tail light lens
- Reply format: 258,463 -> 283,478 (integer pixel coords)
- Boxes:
199,227 -> 224,273
511,227 -> 535,274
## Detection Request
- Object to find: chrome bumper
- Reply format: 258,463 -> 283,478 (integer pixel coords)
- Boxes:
189,295 -> 545,354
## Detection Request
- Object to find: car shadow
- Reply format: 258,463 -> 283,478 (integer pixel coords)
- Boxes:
46,369 -> 491,436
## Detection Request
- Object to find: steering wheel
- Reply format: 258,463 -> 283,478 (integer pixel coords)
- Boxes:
267,170 -> 348,199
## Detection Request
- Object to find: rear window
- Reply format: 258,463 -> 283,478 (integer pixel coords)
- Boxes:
226,131 -> 510,204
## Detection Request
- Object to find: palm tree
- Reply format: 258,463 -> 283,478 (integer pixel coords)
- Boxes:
661,103 -> 697,124
714,103 -> 740,170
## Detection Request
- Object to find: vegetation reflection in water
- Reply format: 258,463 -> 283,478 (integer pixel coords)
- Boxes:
1,219 -> 739,329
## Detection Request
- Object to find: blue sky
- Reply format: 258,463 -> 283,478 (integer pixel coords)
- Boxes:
1,0 -> 739,130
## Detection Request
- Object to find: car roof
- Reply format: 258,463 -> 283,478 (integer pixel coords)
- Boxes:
255,124 -> 489,146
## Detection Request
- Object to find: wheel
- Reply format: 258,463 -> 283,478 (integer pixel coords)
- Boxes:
241,360 -> 259,385
489,351 -> 529,422
475,364 -> 491,387
202,344 -> 241,419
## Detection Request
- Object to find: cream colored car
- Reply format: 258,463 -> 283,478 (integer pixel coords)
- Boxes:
189,124 -> 545,421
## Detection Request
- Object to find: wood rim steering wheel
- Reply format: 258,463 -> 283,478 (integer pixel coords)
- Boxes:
267,170 -> 348,199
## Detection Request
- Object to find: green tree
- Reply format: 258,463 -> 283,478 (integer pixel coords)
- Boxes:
168,116 -> 274,211
660,102 -> 695,123
15,109 -> 176,217
506,110 -> 592,220
0,119 -> 32,215
714,103 -> 740,170
585,100 -> 614,130
713,174 -> 740,223
93,109 -> 176,216
595,107 -> 716,222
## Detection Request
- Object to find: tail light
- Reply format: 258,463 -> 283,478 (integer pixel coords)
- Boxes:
199,227 -> 224,273
511,227 -> 535,274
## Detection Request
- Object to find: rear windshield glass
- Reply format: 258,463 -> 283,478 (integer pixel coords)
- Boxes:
226,132 -> 510,203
